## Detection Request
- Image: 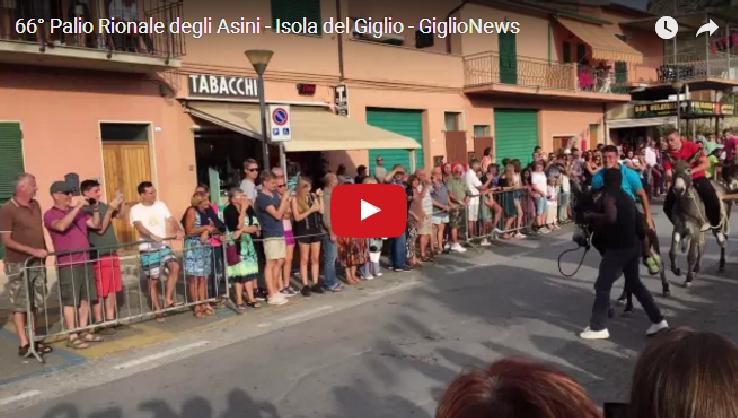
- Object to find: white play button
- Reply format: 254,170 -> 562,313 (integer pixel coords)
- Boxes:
360,199 -> 381,221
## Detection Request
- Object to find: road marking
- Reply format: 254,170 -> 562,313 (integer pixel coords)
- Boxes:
114,341 -> 210,370
278,306 -> 333,322
0,390 -> 41,407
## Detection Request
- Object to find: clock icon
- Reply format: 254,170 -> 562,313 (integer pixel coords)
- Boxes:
655,16 -> 678,40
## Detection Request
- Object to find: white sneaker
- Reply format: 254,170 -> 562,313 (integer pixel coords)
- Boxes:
539,228 -> 550,234
580,327 -> 610,339
450,243 -> 467,253
268,295 -> 288,305
364,274 -> 374,281
443,243 -> 451,251
480,239 -> 492,247
514,232 -> 526,239
376,271 -> 383,277
646,319 -> 669,336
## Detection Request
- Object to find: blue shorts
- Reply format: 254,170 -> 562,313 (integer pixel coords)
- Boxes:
432,214 -> 450,224
535,196 -> 547,215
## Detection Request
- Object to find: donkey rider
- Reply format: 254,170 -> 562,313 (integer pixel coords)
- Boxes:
662,128 -> 725,243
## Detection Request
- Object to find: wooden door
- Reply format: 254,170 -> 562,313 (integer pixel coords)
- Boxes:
589,124 -> 600,150
474,136 -> 495,162
445,131 -> 468,165
102,142 -> 152,245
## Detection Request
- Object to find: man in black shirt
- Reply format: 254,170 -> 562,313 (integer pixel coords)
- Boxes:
580,168 -> 669,340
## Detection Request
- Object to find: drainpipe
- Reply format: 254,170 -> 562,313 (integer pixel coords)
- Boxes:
603,102 -> 609,145
336,0 -> 345,81
446,0 -> 469,54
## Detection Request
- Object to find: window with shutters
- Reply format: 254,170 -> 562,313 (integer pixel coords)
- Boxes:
0,123 -> 24,259
444,112 -> 461,131
271,0 -> 322,35
473,125 -> 490,137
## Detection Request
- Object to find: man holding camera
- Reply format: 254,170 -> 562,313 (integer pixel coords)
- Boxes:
43,180 -> 102,349
81,179 -> 125,330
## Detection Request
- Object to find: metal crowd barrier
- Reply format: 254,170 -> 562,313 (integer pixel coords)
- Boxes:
21,237 -> 229,363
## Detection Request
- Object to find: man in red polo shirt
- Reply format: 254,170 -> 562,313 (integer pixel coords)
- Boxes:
662,128 -> 723,242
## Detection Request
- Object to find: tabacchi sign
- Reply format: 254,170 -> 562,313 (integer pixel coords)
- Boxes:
188,74 -> 259,100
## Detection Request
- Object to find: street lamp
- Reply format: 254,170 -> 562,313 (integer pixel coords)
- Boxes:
245,49 -> 274,171
672,81 -> 684,134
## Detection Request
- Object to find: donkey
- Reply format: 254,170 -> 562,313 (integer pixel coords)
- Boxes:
664,153 -> 728,286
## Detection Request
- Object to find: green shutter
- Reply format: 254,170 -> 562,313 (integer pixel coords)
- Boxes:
367,109 -> 424,174
271,0 -> 321,33
494,109 -> 538,166
615,61 -> 627,83
499,32 -> 517,84
0,122 -> 24,260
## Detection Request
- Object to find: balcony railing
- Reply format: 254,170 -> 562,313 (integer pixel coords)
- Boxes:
615,54 -> 738,87
464,51 -> 578,91
0,0 -> 185,60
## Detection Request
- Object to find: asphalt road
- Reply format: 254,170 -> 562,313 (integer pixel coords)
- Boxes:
2,211 -> 738,418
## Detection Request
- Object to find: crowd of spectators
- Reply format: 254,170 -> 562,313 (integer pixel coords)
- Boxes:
3,127 -> 736,355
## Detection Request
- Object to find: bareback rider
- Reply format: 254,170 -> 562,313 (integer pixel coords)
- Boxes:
662,128 -> 725,242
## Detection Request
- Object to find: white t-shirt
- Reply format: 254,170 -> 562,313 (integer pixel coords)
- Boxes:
644,146 -> 657,166
561,175 -> 571,193
240,179 -> 257,202
129,201 -> 172,250
374,166 -> 387,181
465,169 -> 482,196
531,171 -> 547,194
417,185 -> 433,215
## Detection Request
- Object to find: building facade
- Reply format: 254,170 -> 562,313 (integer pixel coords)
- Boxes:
0,0 -> 664,267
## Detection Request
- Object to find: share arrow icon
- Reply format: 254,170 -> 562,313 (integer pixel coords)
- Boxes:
696,19 -> 719,37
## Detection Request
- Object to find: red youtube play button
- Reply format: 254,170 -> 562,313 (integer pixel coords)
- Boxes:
331,184 -> 407,238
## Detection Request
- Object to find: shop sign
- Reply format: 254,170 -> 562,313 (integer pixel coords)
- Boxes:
269,104 -> 291,143
688,101 -> 716,115
634,101 -> 734,118
188,74 -> 259,99
634,102 -> 678,118
335,84 -> 349,117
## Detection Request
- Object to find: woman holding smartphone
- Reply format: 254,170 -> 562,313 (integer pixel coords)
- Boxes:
291,178 -> 325,297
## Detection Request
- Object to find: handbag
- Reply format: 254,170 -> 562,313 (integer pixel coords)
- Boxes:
226,240 -> 240,266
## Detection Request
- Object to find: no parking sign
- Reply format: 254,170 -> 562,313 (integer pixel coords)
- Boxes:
269,104 -> 291,143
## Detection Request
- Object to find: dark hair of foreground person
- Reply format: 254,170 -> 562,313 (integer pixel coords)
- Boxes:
629,327 -> 738,418
436,358 -> 601,418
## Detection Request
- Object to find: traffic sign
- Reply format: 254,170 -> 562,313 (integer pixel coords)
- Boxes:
269,104 -> 291,143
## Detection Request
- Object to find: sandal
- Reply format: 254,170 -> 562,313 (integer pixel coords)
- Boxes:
80,332 -> 104,343
35,342 -> 54,354
203,305 -> 215,316
236,303 -> 247,314
246,301 -> 262,308
66,336 -> 90,350
193,305 -> 204,318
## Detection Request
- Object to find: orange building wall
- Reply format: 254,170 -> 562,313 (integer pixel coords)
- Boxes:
459,4 -> 550,59
0,68 -> 196,227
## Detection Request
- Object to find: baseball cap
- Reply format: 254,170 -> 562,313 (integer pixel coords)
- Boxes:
50,181 -> 73,195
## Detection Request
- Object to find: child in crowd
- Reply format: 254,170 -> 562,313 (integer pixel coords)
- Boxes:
361,177 -> 383,280
546,176 -> 559,231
